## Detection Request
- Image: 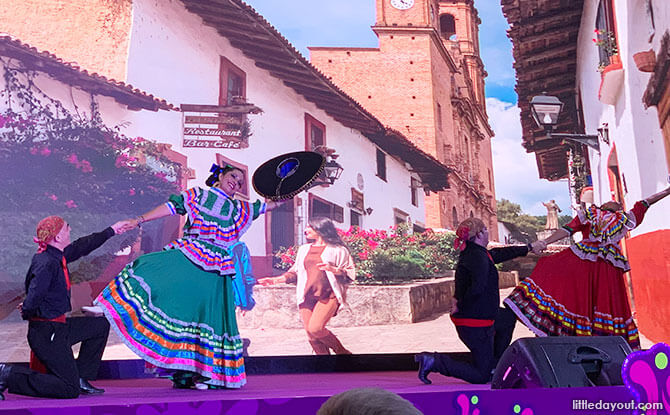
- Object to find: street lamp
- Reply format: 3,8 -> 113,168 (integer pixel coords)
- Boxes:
529,94 -> 563,129
310,145 -> 344,186
529,93 -> 600,152
321,159 -> 343,184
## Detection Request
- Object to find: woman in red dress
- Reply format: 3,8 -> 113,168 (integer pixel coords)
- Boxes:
505,186 -> 670,349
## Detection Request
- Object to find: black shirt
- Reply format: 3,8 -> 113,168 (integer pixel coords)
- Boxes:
22,227 -> 115,320
452,241 -> 529,321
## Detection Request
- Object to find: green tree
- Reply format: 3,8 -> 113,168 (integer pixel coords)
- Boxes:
496,198 -> 523,220
496,199 -> 543,241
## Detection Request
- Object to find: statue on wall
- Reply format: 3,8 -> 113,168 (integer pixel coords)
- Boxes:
542,200 -> 562,230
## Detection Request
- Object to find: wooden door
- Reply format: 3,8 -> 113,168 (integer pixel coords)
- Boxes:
270,200 -> 295,253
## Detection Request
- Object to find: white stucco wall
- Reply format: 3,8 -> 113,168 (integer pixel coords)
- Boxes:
574,0 -> 670,236
497,222 -> 513,244
120,0 -> 427,255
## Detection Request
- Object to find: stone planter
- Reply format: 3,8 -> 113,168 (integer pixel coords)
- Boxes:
237,271 -> 519,329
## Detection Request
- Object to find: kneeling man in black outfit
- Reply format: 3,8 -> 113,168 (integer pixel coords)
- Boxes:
0,215 -> 133,399
415,217 -> 543,384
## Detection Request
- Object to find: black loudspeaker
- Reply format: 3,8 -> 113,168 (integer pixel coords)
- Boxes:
491,336 -> 632,389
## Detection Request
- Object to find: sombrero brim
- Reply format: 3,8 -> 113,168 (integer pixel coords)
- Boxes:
252,151 -> 325,201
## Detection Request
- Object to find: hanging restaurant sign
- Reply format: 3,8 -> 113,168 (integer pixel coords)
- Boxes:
180,103 -> 262,149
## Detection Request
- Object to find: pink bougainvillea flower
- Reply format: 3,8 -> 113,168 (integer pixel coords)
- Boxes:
29,146 -> 39,155
121,142 -> 135,152
40,148 -> 51,156
115,154 -> 130,168
65,200 -> 78,209
48,194 -> 58,201
129,188 -> 136,196
67,153 -> 79,165
80,160 -> 93,173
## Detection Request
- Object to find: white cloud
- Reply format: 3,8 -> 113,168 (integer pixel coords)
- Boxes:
488,98 -> 573,216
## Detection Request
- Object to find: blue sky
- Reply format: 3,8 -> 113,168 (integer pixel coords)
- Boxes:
244,0 -> 571,216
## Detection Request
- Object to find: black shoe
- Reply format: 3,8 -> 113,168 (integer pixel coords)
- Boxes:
171,371 -> 196,389
0,363 -> 11,400
415,352 -> 436,385
79,378 -> 105,394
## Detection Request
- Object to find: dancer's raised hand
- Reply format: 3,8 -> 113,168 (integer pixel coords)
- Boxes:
257,276 -> 286,286
644,185 -> 670,206
111,219 -> 137,235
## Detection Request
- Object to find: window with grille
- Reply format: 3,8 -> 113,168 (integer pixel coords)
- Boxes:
595,0 -> 618,68
219,57 -> 246,106
305,114 -> 326,151
411,177 -> 421,206
376,149 -> 387,181
309,194 -> 344,223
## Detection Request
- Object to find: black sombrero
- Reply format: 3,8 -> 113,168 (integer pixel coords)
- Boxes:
252,151 -> 325,201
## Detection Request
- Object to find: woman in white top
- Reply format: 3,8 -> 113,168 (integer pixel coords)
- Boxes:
259,217 -> 355,354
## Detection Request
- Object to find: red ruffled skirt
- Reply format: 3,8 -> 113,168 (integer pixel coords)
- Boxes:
504,248 -> 640,349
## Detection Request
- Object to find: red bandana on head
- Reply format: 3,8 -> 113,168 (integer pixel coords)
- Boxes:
34,216 -> 65,253
454,226 -> 470,251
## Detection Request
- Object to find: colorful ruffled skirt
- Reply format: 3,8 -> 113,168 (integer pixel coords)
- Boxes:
95,249 -> 246,387
504,248 -> 640,350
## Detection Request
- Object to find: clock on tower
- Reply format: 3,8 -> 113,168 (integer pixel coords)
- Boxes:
390,0 -> 414,10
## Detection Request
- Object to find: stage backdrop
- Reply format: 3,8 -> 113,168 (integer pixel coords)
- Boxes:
0,86 -> 536,359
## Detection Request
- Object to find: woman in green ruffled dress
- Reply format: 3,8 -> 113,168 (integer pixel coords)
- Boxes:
95,164 -> 286,389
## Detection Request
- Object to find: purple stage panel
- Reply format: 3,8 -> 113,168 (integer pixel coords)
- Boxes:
0,371 -> 639,415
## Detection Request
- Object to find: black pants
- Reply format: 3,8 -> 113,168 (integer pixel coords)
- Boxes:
7,316 -> 110,398
432,307 -> 516,384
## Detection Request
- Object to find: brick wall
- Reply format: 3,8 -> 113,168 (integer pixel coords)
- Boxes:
310,1 -> 497,234
311,35 -> 438,153
311,34 -> 461,230
0,0 -> 132,80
